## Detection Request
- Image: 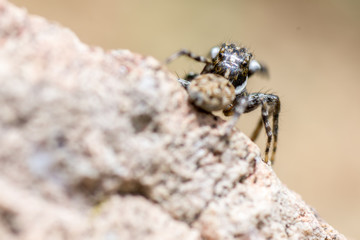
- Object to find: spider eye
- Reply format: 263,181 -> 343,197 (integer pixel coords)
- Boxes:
210,46 -> 220,59
249,59 -> 261,72
241,61 -> 249,67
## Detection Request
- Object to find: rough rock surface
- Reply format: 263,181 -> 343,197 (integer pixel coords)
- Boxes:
0,0 -> 346,239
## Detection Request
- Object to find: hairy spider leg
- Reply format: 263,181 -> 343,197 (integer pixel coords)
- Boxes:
166,49 -> 212,65
250,99 -> 278,140
250,96 -> 280,163
260,101 -> 272,163
248,93 -> 280,163
222,93 -> 280,164
271,97 -> 281,163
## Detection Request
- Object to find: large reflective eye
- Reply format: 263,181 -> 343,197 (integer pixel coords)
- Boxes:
249,59 -> 261,72
210,46 -> 220,59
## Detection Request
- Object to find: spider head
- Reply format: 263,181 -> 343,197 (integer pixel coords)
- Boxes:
210,43 -> 252,87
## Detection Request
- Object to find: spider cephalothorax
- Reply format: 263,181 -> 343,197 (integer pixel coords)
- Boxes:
166,43 -> 280,164
208,43 -> 252,88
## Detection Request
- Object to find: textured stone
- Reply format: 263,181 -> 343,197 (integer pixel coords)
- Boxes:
0,0 -> 346,239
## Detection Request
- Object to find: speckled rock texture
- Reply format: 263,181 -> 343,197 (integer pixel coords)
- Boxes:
0,0 -> 346,239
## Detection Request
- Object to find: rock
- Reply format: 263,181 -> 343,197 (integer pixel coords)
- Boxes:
0,0 -> 346,239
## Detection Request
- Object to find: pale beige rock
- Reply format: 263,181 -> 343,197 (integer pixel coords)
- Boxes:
0,0 -> 346,239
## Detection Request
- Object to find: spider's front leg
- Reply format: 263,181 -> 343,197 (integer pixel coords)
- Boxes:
223,93 -> 280,164
166,49 -> 209,89
166,49 -> 212,65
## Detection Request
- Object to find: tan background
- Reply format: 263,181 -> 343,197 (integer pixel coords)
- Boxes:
9,0 -> 360,238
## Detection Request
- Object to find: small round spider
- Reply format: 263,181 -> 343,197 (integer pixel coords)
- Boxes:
166,43 -> 280,164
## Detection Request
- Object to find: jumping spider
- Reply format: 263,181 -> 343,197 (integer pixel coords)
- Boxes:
166,43 -> 280,164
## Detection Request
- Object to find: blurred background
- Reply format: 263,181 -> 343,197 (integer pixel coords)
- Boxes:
9,0 -> 360,238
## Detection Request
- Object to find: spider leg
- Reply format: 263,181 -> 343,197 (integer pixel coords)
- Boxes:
270,96 -> 281,163
247,93 -> 280,163
166,49 -> 212,65
223,93 -> 280,163
260,101 -> 272,163
251,102 -> 277,142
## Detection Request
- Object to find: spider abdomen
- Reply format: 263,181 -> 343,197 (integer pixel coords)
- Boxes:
187,74 -> 235,112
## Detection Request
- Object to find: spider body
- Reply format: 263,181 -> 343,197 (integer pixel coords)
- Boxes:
204,43 -> 251,91
167,43 -> 280,164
